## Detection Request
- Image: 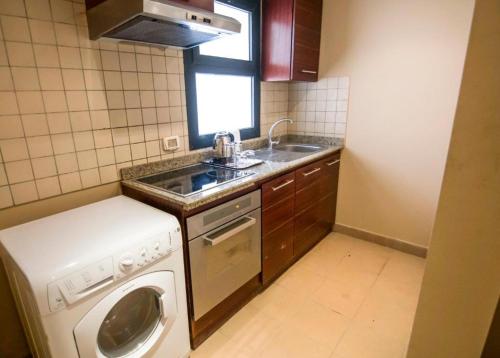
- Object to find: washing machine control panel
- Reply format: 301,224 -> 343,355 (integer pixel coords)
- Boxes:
113,231 -> 178,279
47,228 -> 181,312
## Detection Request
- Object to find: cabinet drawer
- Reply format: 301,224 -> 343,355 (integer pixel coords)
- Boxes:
321,154 -> 341,194
294,201 -> 319,234
262,172 -> 295,208
295,178 -> 323,214
293,221 -> 328,258
262,195 -> 294,236
322,154 -> 340,177
295,160 -> 323,191
263,221 -> 294,284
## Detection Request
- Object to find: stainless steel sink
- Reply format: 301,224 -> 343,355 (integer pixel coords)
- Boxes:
250,143 -> 327,163
273,144 -> 323,153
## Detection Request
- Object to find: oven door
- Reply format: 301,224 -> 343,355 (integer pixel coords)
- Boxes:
189,208 -> 261,320
73,271 -> 177,358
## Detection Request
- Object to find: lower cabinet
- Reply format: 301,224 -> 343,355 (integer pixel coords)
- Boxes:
261,151 -> 340,284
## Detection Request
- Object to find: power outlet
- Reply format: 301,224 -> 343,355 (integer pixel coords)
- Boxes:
162,136 -> 180,151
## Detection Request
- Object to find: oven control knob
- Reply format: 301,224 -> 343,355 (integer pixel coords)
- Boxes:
119,255 -> 134,272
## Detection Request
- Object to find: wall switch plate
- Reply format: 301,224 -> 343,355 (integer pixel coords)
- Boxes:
162,136 -> 180,151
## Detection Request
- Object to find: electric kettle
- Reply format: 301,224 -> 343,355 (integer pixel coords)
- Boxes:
213,131 -> 235,158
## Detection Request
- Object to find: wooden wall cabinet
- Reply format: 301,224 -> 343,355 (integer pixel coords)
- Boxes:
262,0 -> 323,82
261,152 -> 340,284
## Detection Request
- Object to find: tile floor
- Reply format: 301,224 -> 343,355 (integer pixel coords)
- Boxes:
191,233 -> 426,358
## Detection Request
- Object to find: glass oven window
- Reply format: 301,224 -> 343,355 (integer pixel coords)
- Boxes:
97,288 -> 162,357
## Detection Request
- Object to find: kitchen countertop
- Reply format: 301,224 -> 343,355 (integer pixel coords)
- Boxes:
121,135 -> 344,211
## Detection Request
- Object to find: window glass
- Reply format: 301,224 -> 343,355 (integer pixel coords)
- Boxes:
199,2 -> 250,61
97,288 -> 161,358
195,73 -> 253,135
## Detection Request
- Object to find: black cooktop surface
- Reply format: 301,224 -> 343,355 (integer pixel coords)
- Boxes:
136,164 -> 254,197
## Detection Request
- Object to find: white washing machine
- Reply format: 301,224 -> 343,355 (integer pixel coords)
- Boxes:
0,196 -> 190,358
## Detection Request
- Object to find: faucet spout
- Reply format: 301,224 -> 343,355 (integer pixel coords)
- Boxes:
268,118 -> 293,149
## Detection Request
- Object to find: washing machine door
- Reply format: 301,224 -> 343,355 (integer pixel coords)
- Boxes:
74,271 -> 177,358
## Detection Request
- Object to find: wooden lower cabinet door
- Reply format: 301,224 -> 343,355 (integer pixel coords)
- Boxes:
262,220 -> 294,284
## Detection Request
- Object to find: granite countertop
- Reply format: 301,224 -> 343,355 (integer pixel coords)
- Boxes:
121,135 -> 344,211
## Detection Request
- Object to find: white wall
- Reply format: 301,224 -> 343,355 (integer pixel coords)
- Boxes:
319,0 -> 474,247
407,0 -> 500,355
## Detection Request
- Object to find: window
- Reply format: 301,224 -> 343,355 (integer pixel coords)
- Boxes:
184,0 -> 260,150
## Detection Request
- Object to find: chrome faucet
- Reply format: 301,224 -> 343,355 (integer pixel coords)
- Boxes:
268,118 -> 293,149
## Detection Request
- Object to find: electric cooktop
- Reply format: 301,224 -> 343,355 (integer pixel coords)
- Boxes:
201,156 -> 263,169
136,164 -> 254,197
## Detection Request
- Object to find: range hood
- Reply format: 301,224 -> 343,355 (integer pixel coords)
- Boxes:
86,0 -> 241,49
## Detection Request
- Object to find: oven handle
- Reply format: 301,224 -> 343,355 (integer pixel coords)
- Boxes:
203,216 -> 257,246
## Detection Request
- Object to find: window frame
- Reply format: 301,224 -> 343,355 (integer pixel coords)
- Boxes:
183,0 -> 261,150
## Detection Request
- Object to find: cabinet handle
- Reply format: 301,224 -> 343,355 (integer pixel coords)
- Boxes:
301,69 -> 317,74
280,243 -> 287,250
326,159 -> 340,166
302,168 -> 321,177
272,179 -> 294,191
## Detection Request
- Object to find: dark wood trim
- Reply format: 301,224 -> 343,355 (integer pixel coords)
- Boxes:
190,275 -> 261,348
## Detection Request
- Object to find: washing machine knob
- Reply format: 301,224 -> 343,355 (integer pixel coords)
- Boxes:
119,255 -> 134,272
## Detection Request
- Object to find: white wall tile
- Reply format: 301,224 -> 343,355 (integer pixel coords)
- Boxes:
59,171 -> 81,193
29,19 -> 56,44
26,135 -> 53,158
0,0 -> 314,209
0,0 -> 26,17
76,149 -> 97,170
22,114 -> 49,136
5,160 -> 34,183
17,91 -> 44,114
32,156 -> 57,178
55,152 -> 78,173
0,138 -> 29,161
38,68 -> 64,90
80,167 -> 100,188
11,181 -> 38,204
0,92 -> 19,115
1,16 -> 31,42
36,176 -> 61,198
0,185 -> 13,208
47,112 -> 71,133
33,44 -> 60,67
25,0 -> 52,21
0,115 -> 24,139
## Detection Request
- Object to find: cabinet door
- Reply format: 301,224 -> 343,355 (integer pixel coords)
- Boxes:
262,0 -> 294,81
321,154 -> 340,228
291,0 -> 323,81
262,221 -> 294,284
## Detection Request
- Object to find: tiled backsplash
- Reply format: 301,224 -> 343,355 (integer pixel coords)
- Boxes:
288,77 -> 350,138
0,0 -> 290,209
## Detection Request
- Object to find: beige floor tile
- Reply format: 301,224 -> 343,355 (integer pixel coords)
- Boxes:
192,233 -> 424,358
333,244 -> 390,276
275,262 -> 326,296
218,304 -> 281,352
248,283 -> 306,321
311,274 -> 374,318
190,332 -> 254,358
334,321 -> 407,358
258,324 -> 334,358
292,244 -> 346,278
284,298 -> 349,349
378,251 -> 426,285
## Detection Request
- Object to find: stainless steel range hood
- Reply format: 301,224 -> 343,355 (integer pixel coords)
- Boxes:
87,0 -> 241,49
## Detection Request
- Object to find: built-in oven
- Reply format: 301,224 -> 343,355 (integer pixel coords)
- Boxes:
187,190 -> 261,321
